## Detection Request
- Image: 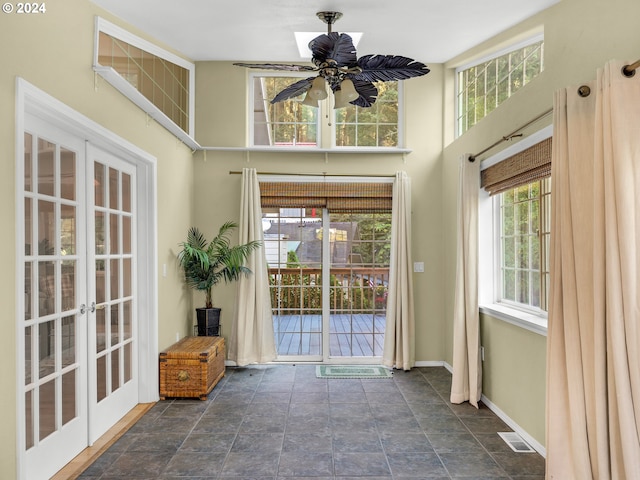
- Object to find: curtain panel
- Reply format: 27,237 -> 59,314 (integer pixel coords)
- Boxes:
546,60 -> 640,479
450,154 -> 482,407
382,171 -> 415,370
229,168 -> 277,366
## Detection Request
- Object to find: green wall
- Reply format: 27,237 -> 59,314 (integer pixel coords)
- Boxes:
192,61 -> 447,362
441,0 -> 640,448
2,0 -> 640,475
0,1 -> 195,476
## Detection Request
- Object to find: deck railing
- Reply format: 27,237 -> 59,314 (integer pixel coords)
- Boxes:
268,267 -> 389,314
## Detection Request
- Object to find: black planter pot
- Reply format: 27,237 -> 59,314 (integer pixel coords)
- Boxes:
196,307 -> 221,336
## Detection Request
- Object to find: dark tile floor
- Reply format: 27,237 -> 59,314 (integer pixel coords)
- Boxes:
78,365 -> 546,479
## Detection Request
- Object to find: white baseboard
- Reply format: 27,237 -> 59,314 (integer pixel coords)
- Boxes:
480,394 -> 546,458
414,360 -> 447,367
415,360 -> 545,458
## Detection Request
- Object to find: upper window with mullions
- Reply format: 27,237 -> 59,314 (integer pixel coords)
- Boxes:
457,37 -> 544,136
249,73 -> 402,148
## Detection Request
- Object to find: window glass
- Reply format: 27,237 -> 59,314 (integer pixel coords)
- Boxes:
457,39 -> 544,135
96,22 -> 193,135
252,76 -> 319,147
250,75 -> 402,148
335,82 -> 399,147
498,178 -> 550,312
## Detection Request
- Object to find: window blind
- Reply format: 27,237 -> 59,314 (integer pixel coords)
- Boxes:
259,181 -> 393,213
481,137 -> 552,195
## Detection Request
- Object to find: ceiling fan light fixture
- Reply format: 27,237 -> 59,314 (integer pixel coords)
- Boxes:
307,76 -> 328,100
234,11 -> 429,108
339,79 -> 359,102
333,88 -> 349,109
302,92 -> 319,107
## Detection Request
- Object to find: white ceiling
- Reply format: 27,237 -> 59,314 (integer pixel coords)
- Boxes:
91,0 -> 558,64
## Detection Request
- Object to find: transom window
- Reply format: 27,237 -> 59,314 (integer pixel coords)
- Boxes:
457,36 -> 544,135
498,178 -> 550,312
249,73 -> 402,148
94,18 -> 195,138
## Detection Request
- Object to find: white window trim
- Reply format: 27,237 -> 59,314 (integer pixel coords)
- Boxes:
454,32 -> 545,139
477,125 -> 552,336
93,17 -> 198,148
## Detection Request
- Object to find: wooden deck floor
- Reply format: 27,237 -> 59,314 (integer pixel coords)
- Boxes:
274,314 -> 386,357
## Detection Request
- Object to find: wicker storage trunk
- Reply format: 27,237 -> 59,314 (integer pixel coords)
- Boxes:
159,336 -> 225,400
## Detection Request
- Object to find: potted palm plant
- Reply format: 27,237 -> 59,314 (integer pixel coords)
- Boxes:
178,221 -> 261,336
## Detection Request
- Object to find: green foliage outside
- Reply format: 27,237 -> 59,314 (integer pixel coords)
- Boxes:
501,182 -> 543,307
259,77 -> 399,147
458,41 -> 544,133
269,214 -> 391,314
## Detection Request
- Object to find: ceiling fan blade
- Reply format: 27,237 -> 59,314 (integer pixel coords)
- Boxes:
349,79 -> 379,108
270,77 -> 315,103
233,63 -> 317,72
353,55 -> 430,82
309,32 -> 357,67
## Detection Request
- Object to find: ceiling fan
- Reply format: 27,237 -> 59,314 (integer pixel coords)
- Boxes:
234,11 -> 430,108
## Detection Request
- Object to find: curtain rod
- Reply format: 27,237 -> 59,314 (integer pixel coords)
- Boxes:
623,59 -> 640,76
468,59 -> 639,163
229,171 -> 396,177
468,107 -> 553,162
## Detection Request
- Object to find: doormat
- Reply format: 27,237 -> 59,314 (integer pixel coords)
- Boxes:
316,365 -> 393,379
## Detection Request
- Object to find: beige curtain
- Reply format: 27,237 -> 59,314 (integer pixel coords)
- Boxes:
229,168 -> 276,366
450,154 -> 482,407
547,60 -> 640,479
382,171 -> 415,370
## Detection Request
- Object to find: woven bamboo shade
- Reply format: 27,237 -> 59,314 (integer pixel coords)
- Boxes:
481,137 -> 552,195
259,181 -> 393,213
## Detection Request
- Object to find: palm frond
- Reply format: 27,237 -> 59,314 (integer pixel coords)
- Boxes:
348,78 -> 379,108
177,222 -> 262,307
271,77 -> 315,103
353,55 -> 430,83
309,32 -> 357,67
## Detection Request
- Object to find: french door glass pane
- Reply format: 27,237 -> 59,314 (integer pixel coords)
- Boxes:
61,370 -> 76,426
24,133 -> 33,191
25,198 -> 32,255
39,320 -> 55,378
39,380 -> 55,440
61,316 -> 76,368
95,163 -> 105,207
38,139 -> 55,196
60,148 -> 76,201
25,390 -> 33,449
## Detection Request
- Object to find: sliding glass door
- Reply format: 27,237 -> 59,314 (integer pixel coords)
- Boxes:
265,207 -> 390,362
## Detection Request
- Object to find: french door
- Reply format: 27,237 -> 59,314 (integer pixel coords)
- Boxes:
20,116 -> 138,479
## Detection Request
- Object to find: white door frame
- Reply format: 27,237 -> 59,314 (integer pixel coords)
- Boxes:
15,78 -> 159,480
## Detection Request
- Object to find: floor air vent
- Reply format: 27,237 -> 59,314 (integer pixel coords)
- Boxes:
497,432 -> 535,453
